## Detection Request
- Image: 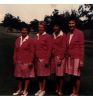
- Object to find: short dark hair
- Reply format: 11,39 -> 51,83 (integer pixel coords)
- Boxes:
20,25 -> 30,33
53,24 -> 61,29
68,16 -> 77,23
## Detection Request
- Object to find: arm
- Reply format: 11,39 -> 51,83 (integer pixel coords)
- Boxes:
29,38 -> 35,66
60,33 -> 67,60
45,35 -> 53,65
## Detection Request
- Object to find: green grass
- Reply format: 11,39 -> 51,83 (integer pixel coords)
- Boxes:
0,26 -> 93,95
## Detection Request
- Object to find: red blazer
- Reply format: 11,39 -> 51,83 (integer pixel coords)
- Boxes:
52,32 -> 66,60
34,33 -> 52,63
66,28 -> 84,64
14,36 -> 35,65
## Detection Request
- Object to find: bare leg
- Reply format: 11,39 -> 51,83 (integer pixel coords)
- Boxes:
42,79 -> 46,91
39,78 -> 46,91
18,79 -> 23,91
39,81 -> 42,90
72,77 -> 80,95
75,79 -> 80,95
56,83 -> 59,93
23,79 -> 30,93
59,79 -> 64,93
72,86 -> 76,95
13,79 -> 23,95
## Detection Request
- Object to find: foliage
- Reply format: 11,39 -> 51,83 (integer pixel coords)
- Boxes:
1,4 -> 93,33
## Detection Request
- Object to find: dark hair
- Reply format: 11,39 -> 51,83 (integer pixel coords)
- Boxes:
20,25 -> 30,33
67,16 -> 83,29
53,24 -> 61,29
68,16 -> 77,23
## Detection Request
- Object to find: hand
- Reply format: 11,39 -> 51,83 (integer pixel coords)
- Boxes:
55,56 -> 62,66
45,63 -> 49,68
80,60 -> 83,65
79,60 -> 84,71
57,63 -> 61,67
28,64 -> 33,68
39,59 -> 44,63
78,65 -> 83,71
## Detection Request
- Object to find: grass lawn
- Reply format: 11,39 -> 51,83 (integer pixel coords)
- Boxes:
0,26 -> 93,95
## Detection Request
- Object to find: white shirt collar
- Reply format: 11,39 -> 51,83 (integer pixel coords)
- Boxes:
20,35 -> 29,46
37,32 -> 46,36
53,31 -> 63,39
36,32 -> 46,40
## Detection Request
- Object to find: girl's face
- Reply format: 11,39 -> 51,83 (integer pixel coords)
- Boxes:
53,25 -> 60,34
20,28 -> 28,37
68,20 -> 76,31
38,24 -> 45,34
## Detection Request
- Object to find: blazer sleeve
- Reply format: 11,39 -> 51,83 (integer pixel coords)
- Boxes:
60,33 -> 67,60
45,35 -> 53,64
29,39 -> 35,65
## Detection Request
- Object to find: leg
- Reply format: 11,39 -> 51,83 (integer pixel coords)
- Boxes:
23,79 -> 30,93
75,77 -> 80,95
13,78 -> 23,95
59,79 -> 64,93
38,77 -> 46,96
39,77 -> 43,91
35,77 -> 45,96
72,76 -> 80,96
42,78 -> 46,91
56,83 -> 59,93
57,77 -> 64,96
56,77 -> 59,93
39,77 -> 46,91
17,78 -> 23,91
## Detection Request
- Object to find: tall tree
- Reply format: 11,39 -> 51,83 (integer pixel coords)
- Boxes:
30,19 -> 39,32
78,4 -> 93,29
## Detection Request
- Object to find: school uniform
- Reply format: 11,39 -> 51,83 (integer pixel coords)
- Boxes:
51,31 -> 66,76
65,28 -> 84,76
14,35 -> 35,78
34,32 -> 52,77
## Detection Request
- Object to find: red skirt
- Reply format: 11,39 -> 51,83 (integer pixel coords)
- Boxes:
65,57 -> 81,76
51,57 -> 66,76
14,63 -> 35,78
35,59 -> 50,77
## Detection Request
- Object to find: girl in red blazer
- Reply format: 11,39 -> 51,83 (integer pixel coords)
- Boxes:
34,21 -> 52,96
13,26 -> 35,96
51,24 -> 66,96
65,18 -> 84,96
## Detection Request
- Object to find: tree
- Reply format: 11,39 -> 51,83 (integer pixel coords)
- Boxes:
44,9 -> 82,34
30,19 -> 39,32
78,4 -> 93,29
2,13 -> 14,28
2,13 -> 29,32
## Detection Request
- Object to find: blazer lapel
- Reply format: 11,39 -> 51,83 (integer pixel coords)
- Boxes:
20,35 -> 29,47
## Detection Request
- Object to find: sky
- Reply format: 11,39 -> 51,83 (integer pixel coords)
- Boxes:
0,4 -> 80,23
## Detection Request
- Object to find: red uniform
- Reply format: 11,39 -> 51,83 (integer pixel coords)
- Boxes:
14,35 -> 35,78
51,31 -> 66,76
65,28 -> 84,76
34,32 -> 52,76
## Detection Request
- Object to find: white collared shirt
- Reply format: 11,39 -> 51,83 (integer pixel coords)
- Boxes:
69,34 -> 73,44
53,31 -> 63,39
37,32 -> 46,40
20,35 -> 29,46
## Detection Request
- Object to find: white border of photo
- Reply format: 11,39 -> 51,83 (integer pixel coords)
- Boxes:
0,0 -> 93,4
